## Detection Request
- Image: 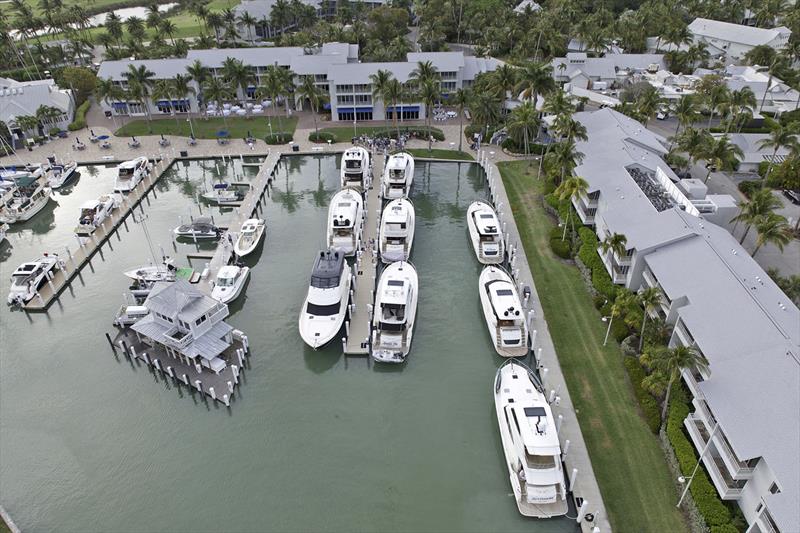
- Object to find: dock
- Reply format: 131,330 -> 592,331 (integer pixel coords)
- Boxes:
24,157 -> 174,311
344,153 -> 383,355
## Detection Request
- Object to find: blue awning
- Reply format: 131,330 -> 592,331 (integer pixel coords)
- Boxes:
337,107 -> 354,113
323,103 -> 331,110
386,105 -> 420,113
337,107 -> 372,113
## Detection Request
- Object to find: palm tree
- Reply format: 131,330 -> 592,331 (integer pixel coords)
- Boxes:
554,175 -> 588,239
125,82 -> 151,130
383,78 -> 404,140
671,94 -> 700,143
173,74 -> 196,131
369,69 -> 393,131
514,61 -> 554,105
238,11 -> 257,43
635,86 -> 663,126
705,84 -> 731,130
261,66 -> 284,133
700,134 -> 743,183
548,140 -> 584,184
297,76 -> 325,136
488,64 -> 517,111
752,213 -> 792,257
95,77 -> 125,126
418,79 -> 441,152
757,119 -> 799,178
636,287 -> 662,353
203,77 -> 233,127
603,291 -> 634,346
206,12 -> 223,44
507,101 -> 540,170
642,344 -> 708,424
125,16 -> 146,41
469,91 -> 501,138
151,79 -> 177,126
276,67 -> 295,119
123,64 -> 155,126
600,232 -> 627,277
409,60 -> 440,87
160,19 -> 178,47
730,188 -> 782,244
727,87 -> 757,133
222,57 -> 254,102
185,60 -> 207,109
452,88 -> 470,152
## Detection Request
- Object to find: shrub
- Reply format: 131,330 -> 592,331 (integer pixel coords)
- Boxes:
710,525 -> 740,533
778,108 -> 800,125
592,293 -> 607,309
738,179 -> 763,198
265,133 -> 293,144
549,236 -> 571,258
309,131 -> 335,143
623,357 -> 662,433
757,161 -> 770,178
68,100 -> 90,131
501,137 -> 548,155
49,127 -> 60,137
465,123 -> 499,142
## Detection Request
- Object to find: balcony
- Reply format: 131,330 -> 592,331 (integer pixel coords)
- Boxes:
598,248 -> 629,284
163,325 -> 194,350
756,508 -> 780,533
693,401 -> 755,479
684,414 -> 747,499
572,196 -> 595,224
682,368 -> 704,401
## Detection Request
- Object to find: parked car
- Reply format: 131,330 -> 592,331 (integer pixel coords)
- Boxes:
783,189 -> 800,205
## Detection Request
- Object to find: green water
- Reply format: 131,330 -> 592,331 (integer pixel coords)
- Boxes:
0,156 -> 576,532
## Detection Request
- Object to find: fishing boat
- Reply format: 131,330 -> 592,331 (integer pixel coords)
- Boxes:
112,305 -> 150,327
340,146 -> 371,190
233,218 -> 266,257
467,201 -> 505,264
371,261 -> 418,363
379,198 -> 415,263
113,156 -> 150,192
173,217 -> 221,240
0,175 -> 52,224
382,152 -> 414,200
327,188 -> 363,256
74,194 -> 119,235
479,266 -> 528,357
46,159 -> 78,189
211,265 -> 250,304
201,182 -> 246,205
123,257 -> 195,299
298,249 -> 352,349
494,359 -> 569,518
7,253 -> 63,305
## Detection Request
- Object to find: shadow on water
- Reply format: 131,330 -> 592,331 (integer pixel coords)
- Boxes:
52,172 -> 81,195
302,342 -> 342,373
19,199 -> 58,235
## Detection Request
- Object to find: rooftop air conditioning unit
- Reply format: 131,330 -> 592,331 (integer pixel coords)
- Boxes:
647,63 -> 659,73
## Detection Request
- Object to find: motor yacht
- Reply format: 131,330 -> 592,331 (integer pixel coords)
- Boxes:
371,261 -> 418,363
327,188 -> 363,256
113,156 -> 150,192
173,217 -> 221,240
298,249 -> 352,349
382,152 -> 414,199
341,147 -> 371,190
494,359 -> 569,518
211,265 -> 250,304
479,266 -> 528,357
123,257 -> 195,298
113,305 -> 150,327
0,175 -> 52,224
7,253 -> 63,305
233,218 -> 266,257
75,194 -> 119,235
467,201 -> 505,264
46,159 -> 78,189
379,198 -> 415,263
201,182 -> 246,205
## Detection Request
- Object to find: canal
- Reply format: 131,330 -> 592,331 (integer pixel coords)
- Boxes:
0,156 -> 576,532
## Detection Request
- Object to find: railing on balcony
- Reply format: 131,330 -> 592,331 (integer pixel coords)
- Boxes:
758,508 -> 780,533
685,415 -> 747,499
163,325 -> 194,350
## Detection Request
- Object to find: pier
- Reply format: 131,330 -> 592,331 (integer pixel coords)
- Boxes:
344,153 -> 383,355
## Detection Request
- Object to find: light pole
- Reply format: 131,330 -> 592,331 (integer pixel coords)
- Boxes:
601,315 -> 613,346
677,423 -> 719,508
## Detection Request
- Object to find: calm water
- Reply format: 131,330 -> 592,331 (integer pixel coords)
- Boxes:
0,156 -> 577,532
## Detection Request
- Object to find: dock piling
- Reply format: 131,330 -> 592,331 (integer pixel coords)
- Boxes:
557,413 -> 564,432
194,380 -> 202,392
182,373 -> 189,385
570,468 -> 579,491
231,364 -> 239,383
209,387 -> 216,400
227,381 -> 234,393
562,439 -> 571,458
576,500 -> 589,523
223,394 -> 230,406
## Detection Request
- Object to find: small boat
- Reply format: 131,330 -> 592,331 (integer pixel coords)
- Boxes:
379,198 -> 415,263
327,188 -> 363,256
298,249 -> 352,349
494,359 -> 569,518
112,304 -> 149,327
467,201 -> 505,264
211,265 -> 250,304
74,194 -> 119,235
173,217 -> 221,240
201,182 -> 246,205
7,253 -> 63,305
233,218 -> 266,257
382,152 -> 414,200
341,146 -> 371,190
0,175 -> 52,224
479,266 -> 528,357
46,159 -> 78,189
371,261 -> 418,363
113,156 -> 150,192
123,257 -> 195,298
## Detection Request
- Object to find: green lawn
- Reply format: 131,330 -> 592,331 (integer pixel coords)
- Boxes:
315,125 -> 444,143
406,148 -> 473,160
114,116 -> 298,140
499,161 -> 687,533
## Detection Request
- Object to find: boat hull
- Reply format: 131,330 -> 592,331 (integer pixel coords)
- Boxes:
371,261 -> 418,363
48,165 -> 78,189
0,191 -> 51,224
299,265 -> 352,349
211,267 -> 250,304
478,266 -> 528,357
467,201 -> 505,265
233,222 -> 266,257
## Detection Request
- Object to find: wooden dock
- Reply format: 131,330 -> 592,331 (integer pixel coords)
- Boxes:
24,157 -> 173,311
344,153 -> 383,355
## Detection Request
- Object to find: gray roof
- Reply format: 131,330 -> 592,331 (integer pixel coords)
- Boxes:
234,0 -> 318,20
552,53 -> 665,81
186,47 -> 305,68
724,133 -> 794,164
407,52 -> 465,73
184,321 -> 233,360
0,77 -> 72,123
144,280 -> 219,321
97,59 -> 191,81
688,18 -> 791,47
463,56 -> 501,81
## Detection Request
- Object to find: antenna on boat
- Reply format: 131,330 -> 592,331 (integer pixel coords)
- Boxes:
131,211 -> 160,267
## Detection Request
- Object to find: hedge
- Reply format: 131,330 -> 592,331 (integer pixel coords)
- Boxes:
549,226 -> 572,258
778,108 -> 800,125
577,227 -> 617,299
265,133 -> 293,144
68,100 -> 90,131
501,137 -> 548,155
309,131 -> 335,143
623,357 -> 662,433
738,179 -> 763,198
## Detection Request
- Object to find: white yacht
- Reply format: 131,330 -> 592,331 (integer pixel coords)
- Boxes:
341,147 -> 371,190
479,266 -> 528,357
234,218 -> 266,257
173,217 -> 220,240
0,175 -> 52,224
467,201 -> 505,264
211,265 -> 250,304
201,182 -> 246,205
7,253 -> 63,305
123,257 -> 196,299
113,305 -> 150,327
494,360 -> 569,518
382,152 -> 414,199
371,261 -> 418,363
327,188 -> 363,256
379,198 -> 415,263
298,249 -> 352,349
113,156 -> 150,192
46,160 -> 78,189
75,194 -> 119,235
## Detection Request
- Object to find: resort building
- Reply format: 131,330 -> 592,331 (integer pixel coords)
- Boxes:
720,65 -> 800,115
686,18 -> 791,62
722,133 -> 795,173
551,53 -> 665,90
130,280 -> 241,375
0,77 -> 74,143
570,107 -> 799,533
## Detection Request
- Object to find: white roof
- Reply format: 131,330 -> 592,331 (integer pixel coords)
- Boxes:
97,59 -> 192,81
186,47 -> 305,68
0,77 -> 72,125
688,18 -> 791,47
552,53 -> 665,81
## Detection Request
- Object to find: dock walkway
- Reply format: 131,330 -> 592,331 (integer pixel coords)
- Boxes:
344,153 -> 383,354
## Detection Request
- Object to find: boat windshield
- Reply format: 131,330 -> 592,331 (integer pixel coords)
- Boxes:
307,301 -> 340,316
386,222 -> 406,231
311,274 -> 339,289
380,321 -> 406,332
345,160 -> 361,169
118,168 -> 134,178
526,453 -> 556,470
217,275 -> 236,287
381,303 -> 405,321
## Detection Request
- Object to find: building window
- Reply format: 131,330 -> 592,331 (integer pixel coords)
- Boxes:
246,86 -> 257,98
337,95 -> 354,105
769,483 -> 780,494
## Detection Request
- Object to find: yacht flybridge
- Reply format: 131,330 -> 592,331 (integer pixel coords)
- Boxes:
379,198 -> 415,263
479,266 -> 529,357
7,253 -> 63,305
467,201 -> 505,264
340,147 -> 371,190
382,152 -> 414,199
494,360 -> 569,518
371,261 -> 418,363
298,249 -> 352,349
0,175 -> 52,224
327,188 -> 363,256
113,156 -> 150,192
